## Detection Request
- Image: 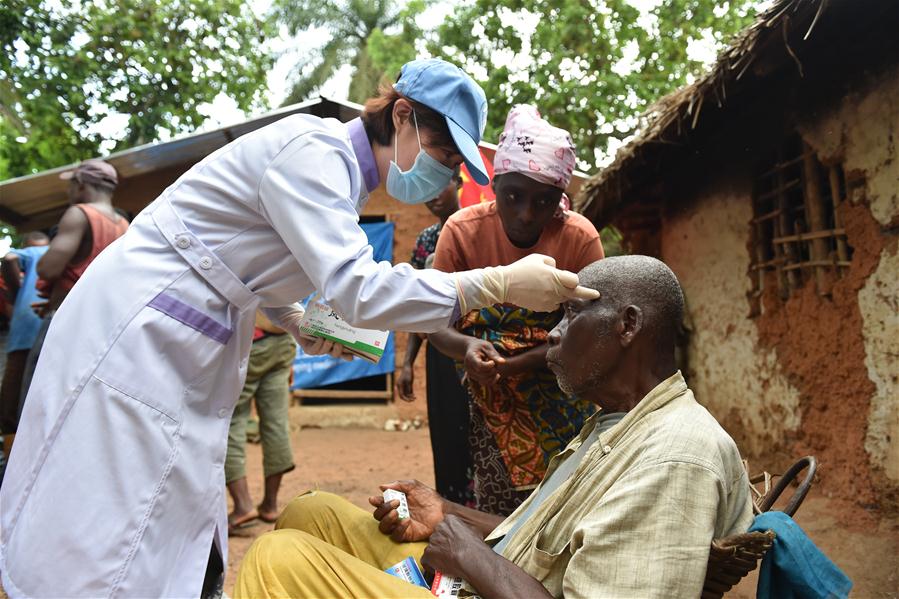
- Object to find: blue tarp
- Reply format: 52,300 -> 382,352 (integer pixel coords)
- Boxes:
291,222 -> 396,389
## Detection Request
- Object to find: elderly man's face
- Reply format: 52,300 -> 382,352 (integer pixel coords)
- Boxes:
546,296 -> 620,397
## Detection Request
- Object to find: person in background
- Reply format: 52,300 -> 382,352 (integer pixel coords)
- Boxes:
395,167 -> 474,506
429,105 -> 605,515
226,311 -> 298,533
0,232 -> 49,466
18,159 -> 128,419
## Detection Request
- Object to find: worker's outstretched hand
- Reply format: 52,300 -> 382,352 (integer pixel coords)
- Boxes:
499,254 -> 600,312
369,480 -> 445,543
455,254 -> 600,315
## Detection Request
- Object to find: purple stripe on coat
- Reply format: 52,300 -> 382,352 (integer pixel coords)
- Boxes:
148,292 -> 233,345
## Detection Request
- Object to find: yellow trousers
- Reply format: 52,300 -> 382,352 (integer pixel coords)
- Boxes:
235,491 -> 433,599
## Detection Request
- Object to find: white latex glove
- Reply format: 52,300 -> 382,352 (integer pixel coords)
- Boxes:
455,254 -> 601,314
262,304 -> 354,362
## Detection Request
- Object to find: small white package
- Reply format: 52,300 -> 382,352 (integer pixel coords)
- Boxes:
298,301 -> 389,363
430,571 -> 464,598
382,489 -> 410,520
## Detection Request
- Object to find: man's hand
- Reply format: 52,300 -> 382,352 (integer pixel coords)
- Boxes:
463,339 -> 505,385
395,365 -> 415,402
420,515 -> 487,579
368,480 -> 445,542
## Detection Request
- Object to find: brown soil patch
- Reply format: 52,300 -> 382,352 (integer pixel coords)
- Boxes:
755,199 -> 887,510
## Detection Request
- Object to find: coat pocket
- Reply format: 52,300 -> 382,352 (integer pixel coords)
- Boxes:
6,375 -> 179,597
93,296 -> 231,421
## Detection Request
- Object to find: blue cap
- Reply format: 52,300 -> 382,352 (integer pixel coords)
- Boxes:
394,59 -> 490,185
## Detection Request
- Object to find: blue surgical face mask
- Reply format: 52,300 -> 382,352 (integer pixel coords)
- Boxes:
386,112 -> 454,205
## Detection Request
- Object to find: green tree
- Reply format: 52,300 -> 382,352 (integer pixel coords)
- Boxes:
431,0 -> 757,169
0,0 -> 273,179
272,0 -> 428,105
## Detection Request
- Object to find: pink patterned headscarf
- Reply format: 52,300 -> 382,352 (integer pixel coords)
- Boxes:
493,105 -> 576,190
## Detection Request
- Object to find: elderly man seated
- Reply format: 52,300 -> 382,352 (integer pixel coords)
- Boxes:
235,256 -> 753,599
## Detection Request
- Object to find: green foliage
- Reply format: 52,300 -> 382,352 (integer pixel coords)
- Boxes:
272,0 -> 429,105
0,0 -> 273,179
430,0 -> 757,169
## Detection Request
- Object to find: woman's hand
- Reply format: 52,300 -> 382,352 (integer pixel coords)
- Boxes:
369,480 -> 446,542
463,339 -> 505,385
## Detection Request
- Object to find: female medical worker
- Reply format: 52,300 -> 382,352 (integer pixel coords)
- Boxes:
0,59 -> 597,598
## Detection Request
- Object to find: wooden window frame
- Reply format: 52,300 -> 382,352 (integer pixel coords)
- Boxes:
748,136 -> 853,315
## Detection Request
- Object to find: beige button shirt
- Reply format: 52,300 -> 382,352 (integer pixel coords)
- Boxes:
481,371 -> 753,598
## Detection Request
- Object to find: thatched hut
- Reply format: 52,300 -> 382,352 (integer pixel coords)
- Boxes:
577,0 -> 899,507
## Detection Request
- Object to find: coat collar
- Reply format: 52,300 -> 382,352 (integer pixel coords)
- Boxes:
347,118 -> 379,194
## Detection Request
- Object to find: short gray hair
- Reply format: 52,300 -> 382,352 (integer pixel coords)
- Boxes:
578,255 -> 685,344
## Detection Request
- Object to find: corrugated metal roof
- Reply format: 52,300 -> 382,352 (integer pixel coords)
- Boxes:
0,97 -> 364,229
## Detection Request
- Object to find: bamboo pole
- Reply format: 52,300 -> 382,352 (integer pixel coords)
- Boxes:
759,153 -> 810,178
801,144 -> 831,295
828,166 -> 850,266
783,260 -> 851,271
750,212 -> 766,316
768,153 -> 788,297
776,151 -> 801,293
772,227 -> 846,244
756,178 -> 800,201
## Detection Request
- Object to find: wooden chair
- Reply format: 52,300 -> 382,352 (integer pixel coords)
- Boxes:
701,456 -> 817,599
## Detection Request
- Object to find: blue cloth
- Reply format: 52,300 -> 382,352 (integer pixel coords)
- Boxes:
6,246 -> 49,353
292,222 -> 396,388
750,511 -> 852,599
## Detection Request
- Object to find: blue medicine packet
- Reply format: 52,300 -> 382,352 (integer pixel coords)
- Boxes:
384,556 -> 429,588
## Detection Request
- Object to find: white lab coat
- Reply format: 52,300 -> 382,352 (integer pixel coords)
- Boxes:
0,115 -> 460,597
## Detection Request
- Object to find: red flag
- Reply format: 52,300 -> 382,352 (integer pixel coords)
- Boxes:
459,148 -> 495,208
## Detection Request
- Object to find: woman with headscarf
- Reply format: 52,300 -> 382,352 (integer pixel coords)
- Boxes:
429,105 -> 605,515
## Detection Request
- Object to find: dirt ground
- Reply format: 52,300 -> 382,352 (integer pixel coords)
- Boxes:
226,406 -> 899,598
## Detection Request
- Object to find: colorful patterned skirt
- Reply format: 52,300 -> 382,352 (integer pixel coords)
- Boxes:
456,305 -> 595,515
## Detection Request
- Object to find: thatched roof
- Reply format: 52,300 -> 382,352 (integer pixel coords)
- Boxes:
576,0 -> 899,227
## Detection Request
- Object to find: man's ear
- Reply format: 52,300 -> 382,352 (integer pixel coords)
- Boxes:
392,98 -> 413,130
619,305 -> 643,347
